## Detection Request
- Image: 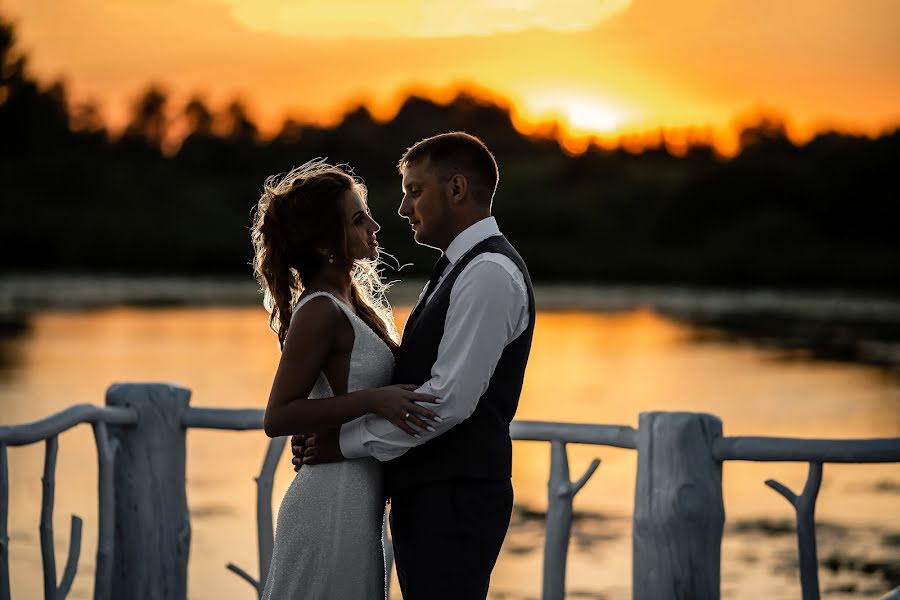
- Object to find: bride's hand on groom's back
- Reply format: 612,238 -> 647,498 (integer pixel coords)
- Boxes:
368,384 -> 441,437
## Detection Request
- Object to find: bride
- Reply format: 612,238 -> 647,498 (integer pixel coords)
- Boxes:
251,159 -> 439,599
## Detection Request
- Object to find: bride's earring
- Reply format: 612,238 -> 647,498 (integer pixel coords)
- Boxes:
328,253 -> 334,264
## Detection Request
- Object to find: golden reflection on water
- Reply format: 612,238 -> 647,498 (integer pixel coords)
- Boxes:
1,307 -> 898,599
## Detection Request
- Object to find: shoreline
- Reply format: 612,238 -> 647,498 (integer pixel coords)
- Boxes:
3,273 -> 899,315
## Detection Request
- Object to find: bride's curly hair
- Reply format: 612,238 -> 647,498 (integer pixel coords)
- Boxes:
250,159 -> 399,350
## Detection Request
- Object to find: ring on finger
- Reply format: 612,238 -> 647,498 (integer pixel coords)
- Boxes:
403,411 -> 410,420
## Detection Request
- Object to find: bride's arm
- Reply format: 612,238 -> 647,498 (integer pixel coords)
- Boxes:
263,296 -> 437,438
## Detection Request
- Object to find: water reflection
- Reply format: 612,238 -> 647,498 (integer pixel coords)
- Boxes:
0,320 -> 28,375
1,306 -> 898,599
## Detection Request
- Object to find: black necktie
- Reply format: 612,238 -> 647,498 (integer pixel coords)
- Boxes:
406,254 -> 450,330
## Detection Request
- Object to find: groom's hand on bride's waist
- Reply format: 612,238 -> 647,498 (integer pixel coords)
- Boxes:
291,430 -> 345,470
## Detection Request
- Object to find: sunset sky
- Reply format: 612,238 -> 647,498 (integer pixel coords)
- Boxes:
5,0 -> 900,153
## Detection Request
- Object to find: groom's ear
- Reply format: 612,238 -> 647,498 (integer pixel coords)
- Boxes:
448,174 -> 467,204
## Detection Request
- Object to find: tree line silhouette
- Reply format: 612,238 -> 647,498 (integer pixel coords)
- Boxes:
2,15 -> 898,289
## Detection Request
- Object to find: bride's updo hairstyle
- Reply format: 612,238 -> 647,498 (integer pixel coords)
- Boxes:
251,159 -> 398,350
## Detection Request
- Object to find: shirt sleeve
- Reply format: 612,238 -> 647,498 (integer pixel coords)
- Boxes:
339,255 -> 529,461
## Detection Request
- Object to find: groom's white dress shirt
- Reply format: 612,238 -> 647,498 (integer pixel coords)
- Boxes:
339,216 -> 530,461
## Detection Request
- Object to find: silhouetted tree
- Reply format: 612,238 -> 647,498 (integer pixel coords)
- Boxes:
0,16 -> 69,152
738,115 -> 792,150
185,95 -> 214,137
223,99 -> 257,144
69,101 -> 106,137
122,85 -> 169,150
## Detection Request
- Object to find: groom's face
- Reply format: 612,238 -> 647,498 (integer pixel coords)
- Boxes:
399,158 -> 450,250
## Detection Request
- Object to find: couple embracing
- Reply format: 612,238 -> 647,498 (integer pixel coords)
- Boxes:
251,132 -> 535,599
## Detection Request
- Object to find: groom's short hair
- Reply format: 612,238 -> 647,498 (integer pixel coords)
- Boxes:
398,132 -> 499,206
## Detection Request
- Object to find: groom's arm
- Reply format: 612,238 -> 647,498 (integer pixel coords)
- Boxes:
339,255 -> 529,461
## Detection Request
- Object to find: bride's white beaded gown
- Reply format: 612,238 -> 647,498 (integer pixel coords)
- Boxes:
261,291 -> 395,600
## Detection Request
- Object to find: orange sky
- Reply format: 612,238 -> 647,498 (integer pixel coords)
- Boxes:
5,0 -> 900,154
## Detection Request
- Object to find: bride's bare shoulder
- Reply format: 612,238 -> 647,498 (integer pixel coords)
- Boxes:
286,293 -> 354,351
291,294 -> 342,326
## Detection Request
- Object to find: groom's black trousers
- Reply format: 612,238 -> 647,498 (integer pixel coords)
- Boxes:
389,478 -> 514,600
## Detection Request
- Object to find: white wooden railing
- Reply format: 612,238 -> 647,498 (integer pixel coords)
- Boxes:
1,383 -> 899,600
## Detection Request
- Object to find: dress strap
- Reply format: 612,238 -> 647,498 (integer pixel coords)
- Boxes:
292,291 -> 356,323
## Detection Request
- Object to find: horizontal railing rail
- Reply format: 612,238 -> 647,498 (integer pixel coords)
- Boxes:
713,435 -> 900,462
181,407 -> 264,430
0,405 -> 137,446
2,386 -> 899,600
510,421 -> 638,448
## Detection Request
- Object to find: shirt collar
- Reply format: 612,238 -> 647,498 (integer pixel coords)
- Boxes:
444,216 -> 501,265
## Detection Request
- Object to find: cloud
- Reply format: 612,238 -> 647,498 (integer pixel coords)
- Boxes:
219,0 -> 632,38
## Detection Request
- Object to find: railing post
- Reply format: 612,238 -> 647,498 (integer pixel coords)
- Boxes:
105,383 -> 191,600
633,412 -> 724,600
542,440 -> 600,600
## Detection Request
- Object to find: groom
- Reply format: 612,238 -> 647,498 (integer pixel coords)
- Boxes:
295,131 -> 535,599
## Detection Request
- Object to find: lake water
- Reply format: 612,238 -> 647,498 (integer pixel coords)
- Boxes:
1,287 -> 899,599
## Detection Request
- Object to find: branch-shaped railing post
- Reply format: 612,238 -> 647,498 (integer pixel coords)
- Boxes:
57,518 -> 82,600
542,440 -> 601,600
226,435 -> 286,597
1,443 -> 9,600
255,436 -> 284,590
766,462 -> 823,600
39,437 -> 57,600
383,514 -> 394,600
39,435 -> 84,600
633,412 -> 725,600
92,421 -> 117,600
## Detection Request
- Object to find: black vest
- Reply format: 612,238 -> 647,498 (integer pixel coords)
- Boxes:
386,235 -> 536,495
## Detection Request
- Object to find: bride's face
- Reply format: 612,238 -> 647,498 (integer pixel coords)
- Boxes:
340,188 -> 380,262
